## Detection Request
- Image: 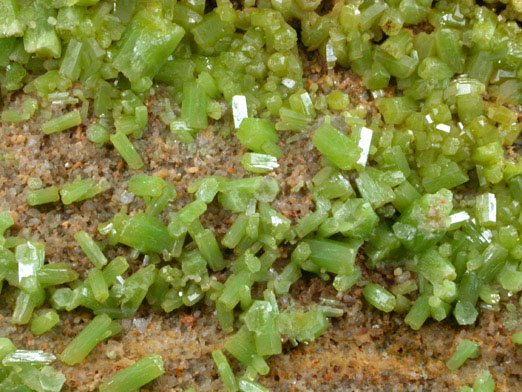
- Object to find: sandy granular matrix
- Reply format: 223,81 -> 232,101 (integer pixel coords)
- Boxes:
1,68 -> 522,392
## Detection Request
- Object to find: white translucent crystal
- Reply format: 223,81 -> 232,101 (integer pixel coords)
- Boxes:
357,127 -> 373,166
325,40 -> 337,69
281,78 -> 296,89
232,95 -> 248,128
436,123 -> 451,133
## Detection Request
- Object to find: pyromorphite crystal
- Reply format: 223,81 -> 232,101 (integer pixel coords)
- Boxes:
0,0 -> 24,38
2,0 -> 522,390
111,213 -> 174,254
393,189 -> 453,252
312,123 -> 361,170
112,4 -> 185,91
23,2 -> 61,58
